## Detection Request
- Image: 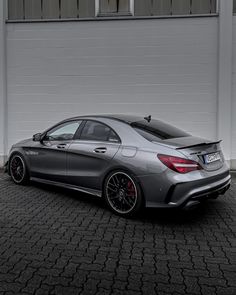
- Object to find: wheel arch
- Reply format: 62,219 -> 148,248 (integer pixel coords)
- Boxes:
8,149 -> 30,176
101,166 -> 146,207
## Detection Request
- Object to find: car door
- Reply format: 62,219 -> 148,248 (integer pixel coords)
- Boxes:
29,120 -> 82,182
66,120 -> 121,190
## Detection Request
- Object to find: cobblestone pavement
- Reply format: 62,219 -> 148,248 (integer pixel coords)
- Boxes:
0,172 -> 235,295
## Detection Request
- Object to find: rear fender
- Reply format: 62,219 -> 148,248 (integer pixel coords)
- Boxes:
101,166 -> 146,206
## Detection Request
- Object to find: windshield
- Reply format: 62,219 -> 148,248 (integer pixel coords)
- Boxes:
131,120 -> 190,142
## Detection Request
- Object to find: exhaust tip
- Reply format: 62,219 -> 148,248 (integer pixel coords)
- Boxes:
183,200 -> 201,211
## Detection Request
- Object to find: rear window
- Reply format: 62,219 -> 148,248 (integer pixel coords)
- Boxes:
132,120 -> 189,142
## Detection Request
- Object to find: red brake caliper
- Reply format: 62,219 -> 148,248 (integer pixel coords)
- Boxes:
127,181 -> 135,197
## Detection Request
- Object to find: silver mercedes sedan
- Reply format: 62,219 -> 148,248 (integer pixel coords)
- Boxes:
5,114 -> 231,217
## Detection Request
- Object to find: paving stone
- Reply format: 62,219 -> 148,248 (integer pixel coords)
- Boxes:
0,172 -> 236,295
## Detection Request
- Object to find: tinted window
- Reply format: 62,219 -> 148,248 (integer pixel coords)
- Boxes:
132,120 -> 189,141
80,121 -> 120,142
45,121 -> 82,141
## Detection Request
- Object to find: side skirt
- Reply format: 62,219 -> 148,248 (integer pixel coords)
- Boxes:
30,177 -> 102,198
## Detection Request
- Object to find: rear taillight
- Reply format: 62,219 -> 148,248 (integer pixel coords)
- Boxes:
157,154 -> 202,174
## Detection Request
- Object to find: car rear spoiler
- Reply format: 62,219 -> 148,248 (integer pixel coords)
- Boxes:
176,140 -> 222,150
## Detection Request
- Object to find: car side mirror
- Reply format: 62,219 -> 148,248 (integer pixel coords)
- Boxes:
33,133 -> 43,142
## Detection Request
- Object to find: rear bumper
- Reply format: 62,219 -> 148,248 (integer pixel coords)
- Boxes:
168,173 -> 231,209
143,170 -> 231,208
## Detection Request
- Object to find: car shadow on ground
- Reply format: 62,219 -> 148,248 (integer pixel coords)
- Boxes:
1,172 -> 230,227
142,203 -> 218,224
29,178 -> 226,226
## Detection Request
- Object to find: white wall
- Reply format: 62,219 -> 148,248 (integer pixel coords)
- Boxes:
218,0 -> 233,167
232,17 -> 236,169
0,0 -> 7,167
6,17 -> 218,151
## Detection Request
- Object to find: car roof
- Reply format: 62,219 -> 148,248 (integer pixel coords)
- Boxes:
66,114 -> 146,124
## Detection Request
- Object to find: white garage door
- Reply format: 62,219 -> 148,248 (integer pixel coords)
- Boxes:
7,17 -> 218,150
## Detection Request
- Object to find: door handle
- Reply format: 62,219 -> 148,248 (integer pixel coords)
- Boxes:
93,147 -> 107,154
57,143 -> 67,149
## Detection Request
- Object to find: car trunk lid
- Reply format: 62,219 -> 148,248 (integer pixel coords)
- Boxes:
155,136 -> 224,171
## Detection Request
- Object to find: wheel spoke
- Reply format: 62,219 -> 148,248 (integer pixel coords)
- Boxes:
107,184 -> 118,193
122,197 -> 133,208
18,171 -> 23,178
108,182 -> 119,189
114,175 -> 120,187
109,194 -> 120,200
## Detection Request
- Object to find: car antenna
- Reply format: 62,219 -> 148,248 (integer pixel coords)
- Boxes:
144,115 -> 151,123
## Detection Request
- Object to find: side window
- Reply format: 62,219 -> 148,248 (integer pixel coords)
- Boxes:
45,121 -> 82,141
80,121 -> 120,142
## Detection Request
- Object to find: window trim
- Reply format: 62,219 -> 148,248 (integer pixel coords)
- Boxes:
42,120 -> 83,142
95,0 -> 134,17
75,119 -> 121,144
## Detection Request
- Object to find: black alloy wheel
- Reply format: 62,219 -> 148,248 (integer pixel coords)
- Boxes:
104,171 -> 143,216
10,154 -> 29,185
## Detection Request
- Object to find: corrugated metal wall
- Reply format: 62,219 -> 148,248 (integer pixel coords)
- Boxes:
6,17 -> 218,150
8,0 -> 216,20
134,0 -> 215,16
8,0 -> 95,19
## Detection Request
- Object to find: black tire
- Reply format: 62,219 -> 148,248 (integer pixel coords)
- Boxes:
104,170 -> 143,217
9,153 -> 29,185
